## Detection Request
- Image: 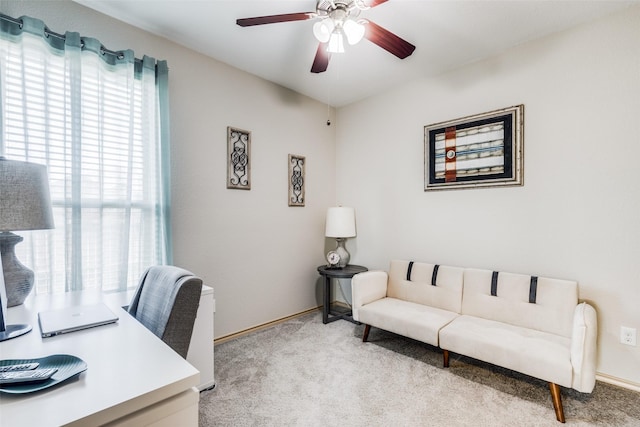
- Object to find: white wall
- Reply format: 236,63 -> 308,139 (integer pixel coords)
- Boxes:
3,0 -> 337,338
337,6 -> 640,386
5,0 -> 639,388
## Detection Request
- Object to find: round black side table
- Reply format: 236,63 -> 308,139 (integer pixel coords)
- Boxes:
317,264 -> 368,324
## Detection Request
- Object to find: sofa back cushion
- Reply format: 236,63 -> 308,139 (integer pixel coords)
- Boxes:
461,268 -> 578,338
388,260 -> 464,314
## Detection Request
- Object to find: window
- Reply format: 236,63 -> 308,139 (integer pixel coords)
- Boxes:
0,15 -> 171,293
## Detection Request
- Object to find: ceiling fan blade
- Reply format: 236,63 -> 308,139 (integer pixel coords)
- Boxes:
311,43 -> 331,73
366,0 -> 390,7
236,12 -> 315,27
363,21 -> 416,59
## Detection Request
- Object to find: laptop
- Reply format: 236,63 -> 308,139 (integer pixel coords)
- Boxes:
38,303 -> 119,338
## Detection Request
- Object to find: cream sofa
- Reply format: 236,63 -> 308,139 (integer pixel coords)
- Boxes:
352,260 -> 597,423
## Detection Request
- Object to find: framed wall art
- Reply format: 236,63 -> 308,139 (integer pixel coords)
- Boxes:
227,126 -> 251,190
288,154 -> 305,207
424,105 -> 524,191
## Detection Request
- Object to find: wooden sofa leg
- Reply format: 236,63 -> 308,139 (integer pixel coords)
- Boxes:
362,324 -> 371,342
549,382 -> 565,423
443,350 -> 449,368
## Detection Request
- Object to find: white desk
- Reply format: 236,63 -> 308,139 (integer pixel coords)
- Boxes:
0,291 -> 200,427
111,285 -> 215,391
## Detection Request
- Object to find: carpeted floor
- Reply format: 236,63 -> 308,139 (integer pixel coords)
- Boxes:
199,311 -> 640,426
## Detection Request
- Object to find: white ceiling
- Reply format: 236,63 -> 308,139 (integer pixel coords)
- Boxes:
74,0 -> 636,107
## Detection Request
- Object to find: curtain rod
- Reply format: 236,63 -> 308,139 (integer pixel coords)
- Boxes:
1,13 -> 129,61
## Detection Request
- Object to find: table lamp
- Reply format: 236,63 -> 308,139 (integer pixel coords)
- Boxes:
325,207 -> 356,268
0,157 -> 54,308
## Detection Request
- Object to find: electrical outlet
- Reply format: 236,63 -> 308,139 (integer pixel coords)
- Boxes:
620,327 -> 637,346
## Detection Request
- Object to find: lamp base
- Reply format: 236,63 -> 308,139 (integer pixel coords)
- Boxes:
334,238 -> 350,268
0,324 -> 32,342
0,232 -> 35,307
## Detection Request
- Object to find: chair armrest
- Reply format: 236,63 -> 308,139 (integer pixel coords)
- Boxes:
570,302 -> 598,393
352,271 -> 388,321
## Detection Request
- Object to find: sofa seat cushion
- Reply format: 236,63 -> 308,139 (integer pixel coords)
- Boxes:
439,315 -> 573,388
358,297 -> 459,347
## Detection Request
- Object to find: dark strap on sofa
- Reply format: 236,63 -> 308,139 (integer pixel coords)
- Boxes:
431,265 -> 440,286
406,261 -> 414,281
491,271 -> 499,296
529,276 -> 538,303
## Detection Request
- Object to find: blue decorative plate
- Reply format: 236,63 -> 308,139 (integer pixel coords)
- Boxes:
0,354 -> 87,394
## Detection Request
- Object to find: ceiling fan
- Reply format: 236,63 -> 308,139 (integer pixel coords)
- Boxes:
236,0 -> 416,73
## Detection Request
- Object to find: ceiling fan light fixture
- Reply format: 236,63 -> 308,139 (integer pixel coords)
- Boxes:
327,29 -> 345,53
343,19 -> 365,45
237,0 -> 416,74
313,19 -> 334,43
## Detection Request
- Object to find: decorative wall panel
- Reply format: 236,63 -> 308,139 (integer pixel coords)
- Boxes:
227,127 -> 251,190
424,105 -> 524,190
288,154 -> 305,206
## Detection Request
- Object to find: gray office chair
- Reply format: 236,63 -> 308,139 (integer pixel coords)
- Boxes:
128,265 -> 203,358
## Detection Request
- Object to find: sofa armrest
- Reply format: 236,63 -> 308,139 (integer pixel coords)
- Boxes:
352,271 -> 388,321
570,302 -> 598,393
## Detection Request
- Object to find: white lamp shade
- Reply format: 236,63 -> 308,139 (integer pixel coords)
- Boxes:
325,207 -> 356,238
313,19 -> 334,43
0,157 -> 54,232
343,19 -> 365,45
327,30 -> 345,53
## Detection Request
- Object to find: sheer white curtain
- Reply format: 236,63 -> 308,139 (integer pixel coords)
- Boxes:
0,15 -> 171,294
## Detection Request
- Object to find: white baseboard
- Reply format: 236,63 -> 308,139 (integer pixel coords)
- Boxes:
596,372 -> 640,393
214,307 -> 320,345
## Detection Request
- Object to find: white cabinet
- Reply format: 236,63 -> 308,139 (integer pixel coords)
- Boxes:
187,285 -> 215,391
